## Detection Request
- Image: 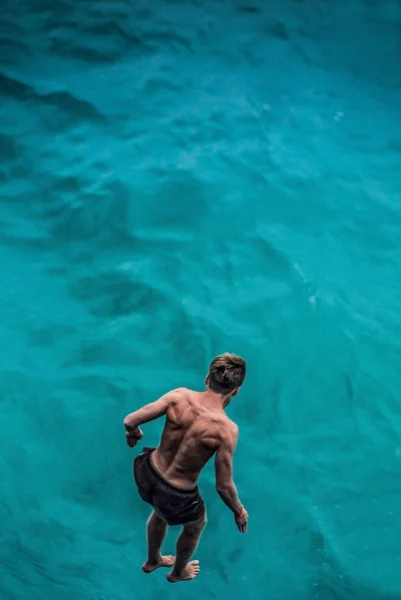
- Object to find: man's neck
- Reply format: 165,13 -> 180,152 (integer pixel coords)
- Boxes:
202,388 -> 229,409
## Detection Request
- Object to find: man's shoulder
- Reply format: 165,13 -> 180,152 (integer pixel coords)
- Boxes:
168,387 -> 188,394
168,387 -> 192,397
221,416 -> 239,441
165,387 -> 192,404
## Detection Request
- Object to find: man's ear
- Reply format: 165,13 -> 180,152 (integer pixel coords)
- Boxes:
205,374 -> 209,386
232,386 -> 240,397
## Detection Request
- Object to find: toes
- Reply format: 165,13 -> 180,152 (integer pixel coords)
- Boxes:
190,561 -> 200,576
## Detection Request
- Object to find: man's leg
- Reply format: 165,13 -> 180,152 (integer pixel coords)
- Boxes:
142,511 -> 175,573
167,513 -> 207,583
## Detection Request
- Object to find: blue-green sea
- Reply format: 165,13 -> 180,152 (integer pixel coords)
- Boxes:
1,1 -> 401,599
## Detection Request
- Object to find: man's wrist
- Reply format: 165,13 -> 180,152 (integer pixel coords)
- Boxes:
125,423 -> 138,433
234,504 -> 246,517
126,428 -> 141,440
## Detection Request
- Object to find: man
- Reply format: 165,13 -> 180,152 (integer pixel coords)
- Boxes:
123,353 -> 248,583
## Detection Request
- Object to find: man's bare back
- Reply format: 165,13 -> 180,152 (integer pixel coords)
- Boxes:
124,353 -> 248,583
152,388 -> 237,488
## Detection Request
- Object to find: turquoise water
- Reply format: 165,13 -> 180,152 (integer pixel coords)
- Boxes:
1,1 -> 401,598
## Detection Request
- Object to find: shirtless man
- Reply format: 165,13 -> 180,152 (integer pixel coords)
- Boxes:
123,353 -> 248,583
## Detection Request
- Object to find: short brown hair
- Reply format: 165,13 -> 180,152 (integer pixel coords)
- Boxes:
208,353 -> 246,394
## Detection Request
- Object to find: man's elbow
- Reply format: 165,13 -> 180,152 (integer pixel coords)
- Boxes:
216,481 -> 233,494
123,415 -> 136,431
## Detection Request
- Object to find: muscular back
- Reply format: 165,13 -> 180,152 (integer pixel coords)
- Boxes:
152,388 -> 235,487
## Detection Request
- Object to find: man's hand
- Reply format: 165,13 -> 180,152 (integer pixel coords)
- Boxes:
125,427 -> 143,448
234,506 -> 248,533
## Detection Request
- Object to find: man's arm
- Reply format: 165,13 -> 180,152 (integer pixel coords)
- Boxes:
215,425 -> 248,532
123,389 -> 179,443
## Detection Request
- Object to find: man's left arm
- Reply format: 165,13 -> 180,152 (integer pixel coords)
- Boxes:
123,390 -> 177,447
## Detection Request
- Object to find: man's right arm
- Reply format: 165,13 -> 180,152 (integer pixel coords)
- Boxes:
214,425 -> 248,532
123,389 -> 181,447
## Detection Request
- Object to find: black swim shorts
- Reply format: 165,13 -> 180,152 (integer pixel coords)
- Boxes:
133,447 -> 205,526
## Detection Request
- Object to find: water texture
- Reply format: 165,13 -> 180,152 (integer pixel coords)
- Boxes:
1,1 -> 401,598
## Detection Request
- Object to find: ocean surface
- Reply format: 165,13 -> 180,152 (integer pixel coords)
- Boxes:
1,1 -> 401,599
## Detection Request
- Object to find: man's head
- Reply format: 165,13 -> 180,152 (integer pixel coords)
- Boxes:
206,353 -> 246,402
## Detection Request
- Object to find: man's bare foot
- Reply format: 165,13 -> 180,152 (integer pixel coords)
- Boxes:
142,555 -> 175,574
167,560 -> 200,583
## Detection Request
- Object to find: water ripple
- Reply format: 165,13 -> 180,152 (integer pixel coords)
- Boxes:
0,72 -> 105,124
